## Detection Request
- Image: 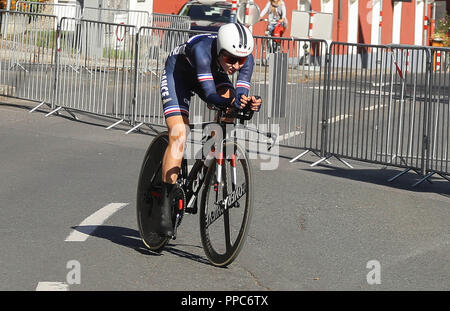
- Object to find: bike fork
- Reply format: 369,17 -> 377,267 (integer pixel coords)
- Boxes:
215,151 -> 223,202
214,147 -> 239,208
229,153 -> 237,191
229,148 -> 240,208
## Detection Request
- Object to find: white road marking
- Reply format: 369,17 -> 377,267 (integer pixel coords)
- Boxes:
279,114 -> 350,142
278,130 -> 303,142
65,203 -> 128,242
328,114 -> 351,124
36,282 -> 69,291
356,90 -> 391,96
364,104 -> 388,111
253,81 -> 297,85
309,86 -> 346,90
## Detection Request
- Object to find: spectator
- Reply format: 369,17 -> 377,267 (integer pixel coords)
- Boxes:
259,0 -> 288,36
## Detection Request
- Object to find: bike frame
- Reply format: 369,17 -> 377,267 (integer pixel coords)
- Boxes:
183,111 -> 241,215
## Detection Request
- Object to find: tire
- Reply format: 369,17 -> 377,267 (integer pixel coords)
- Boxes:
136,132 -> 170,252
199,140 -> 253,267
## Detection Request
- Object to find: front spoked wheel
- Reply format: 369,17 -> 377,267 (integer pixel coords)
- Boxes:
199,141 -> 253,267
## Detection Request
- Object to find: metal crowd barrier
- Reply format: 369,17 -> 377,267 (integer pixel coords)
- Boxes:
150,13 -> 191,30
16,3 -> 190,31
133,28 -> 215,130
317,43 -> 449,185
15,1 -> 81,30
251,35 -> 328,158
134,26 -> 184,127
423,47 -> 450,184
0,10 -> 56,104
15,1 -> 81,17
82,7 -> 150,31
81,8 -> 191,32
322,43 -> 431,174
0,11 -> 448,183
53,17 -> 136,122
133,28 -> 329,148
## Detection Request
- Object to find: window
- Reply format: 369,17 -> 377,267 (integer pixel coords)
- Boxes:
186,4 -> 231,23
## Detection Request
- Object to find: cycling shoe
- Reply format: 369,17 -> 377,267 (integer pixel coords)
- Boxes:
153,182 -> 174,237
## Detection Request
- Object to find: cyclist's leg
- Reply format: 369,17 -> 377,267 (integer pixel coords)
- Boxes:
267,22 -> 276,36
162,115 -> 190,184
162,68 -> 191,184
155,115 -> 189,237
158,57 -> 192,237
281,20 -> 287,36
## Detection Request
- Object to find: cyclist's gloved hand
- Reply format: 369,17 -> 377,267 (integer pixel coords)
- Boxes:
234,94 -> 262,111
233,93 -> 247,110
248,95 -> 262,112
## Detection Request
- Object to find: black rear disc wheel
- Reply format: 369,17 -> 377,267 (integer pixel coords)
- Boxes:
136,132 -> 170,252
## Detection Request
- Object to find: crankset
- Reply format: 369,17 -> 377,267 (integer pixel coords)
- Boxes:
170,183 -> 186,240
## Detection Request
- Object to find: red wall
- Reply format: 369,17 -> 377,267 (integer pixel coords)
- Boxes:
153,0 -> 448,45
381,0 -> 393,45
153,1 -> 183,15
358,0 -> 371,44
333,0 -> 346,42
401,1 -> 416,45
310,0 -> 321,11
153,0 -> 302,37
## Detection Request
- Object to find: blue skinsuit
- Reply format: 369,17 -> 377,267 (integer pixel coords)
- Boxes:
160,33 -> 254,119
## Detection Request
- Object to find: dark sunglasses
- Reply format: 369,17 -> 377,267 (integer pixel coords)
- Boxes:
221,52 -> 247,65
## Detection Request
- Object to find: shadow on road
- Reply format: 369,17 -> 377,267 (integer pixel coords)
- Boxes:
164,245 -> 213,266
71,225 -> 213,266
301,165 -> 450,198
0,101 -> 162,137
70,225 -> 157,255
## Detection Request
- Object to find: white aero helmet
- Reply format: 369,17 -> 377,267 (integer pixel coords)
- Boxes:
216,23 -> 254,57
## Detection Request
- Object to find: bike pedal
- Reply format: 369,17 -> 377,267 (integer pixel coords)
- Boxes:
172,214 -> 180,240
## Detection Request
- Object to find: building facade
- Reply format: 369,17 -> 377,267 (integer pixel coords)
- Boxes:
153,0 -> 449,46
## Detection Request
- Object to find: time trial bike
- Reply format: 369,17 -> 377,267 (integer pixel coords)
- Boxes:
136,103 -> 274,267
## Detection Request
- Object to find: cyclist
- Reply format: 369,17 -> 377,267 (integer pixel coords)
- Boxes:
259,0 -> 288,37
156,23 -> 262,237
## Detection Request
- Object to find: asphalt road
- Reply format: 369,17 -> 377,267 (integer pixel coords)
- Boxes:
0,96 -> 449,291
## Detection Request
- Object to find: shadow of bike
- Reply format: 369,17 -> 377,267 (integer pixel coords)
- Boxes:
71,225 -> 214,266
